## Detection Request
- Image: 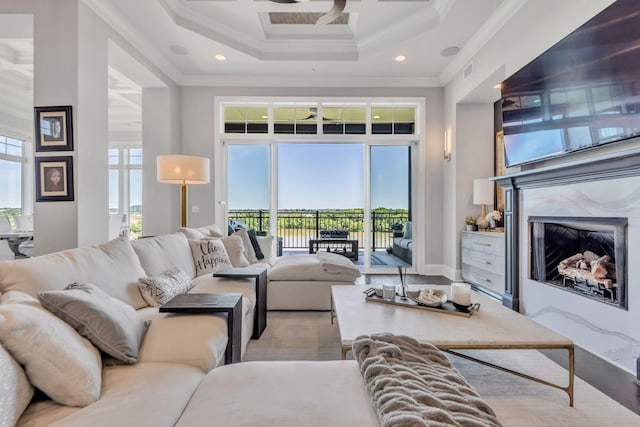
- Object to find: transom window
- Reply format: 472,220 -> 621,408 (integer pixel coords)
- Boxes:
222,102 -> 417,136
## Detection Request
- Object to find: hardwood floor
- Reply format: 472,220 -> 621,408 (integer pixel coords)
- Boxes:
359,273 -> 640,415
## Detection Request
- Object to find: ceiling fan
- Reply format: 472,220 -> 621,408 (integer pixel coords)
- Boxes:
269,0 -> 347,25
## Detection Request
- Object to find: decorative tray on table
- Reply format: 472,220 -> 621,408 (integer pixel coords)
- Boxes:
363,288 -> 480,317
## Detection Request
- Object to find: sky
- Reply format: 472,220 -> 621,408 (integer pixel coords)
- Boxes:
228,143 -> 409,210
2,144 -> 409,211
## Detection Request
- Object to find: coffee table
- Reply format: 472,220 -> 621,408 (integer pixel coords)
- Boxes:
331,284 -> 575,406
160,293 -> 242,364
214,267 -> 268,338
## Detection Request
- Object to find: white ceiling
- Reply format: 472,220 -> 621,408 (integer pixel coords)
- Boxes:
84,0 -> 518,87
0,0 -> 523,142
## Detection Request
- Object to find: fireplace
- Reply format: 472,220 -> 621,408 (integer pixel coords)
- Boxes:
529,216 -> 628,309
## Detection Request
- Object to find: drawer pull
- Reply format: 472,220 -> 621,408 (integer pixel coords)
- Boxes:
476,275 -> 492,283
472,258 -> 491,265
472,242 -> 491,247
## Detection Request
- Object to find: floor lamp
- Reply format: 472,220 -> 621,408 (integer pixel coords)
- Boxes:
473,178 -> 494,230
157,155 -> 210,227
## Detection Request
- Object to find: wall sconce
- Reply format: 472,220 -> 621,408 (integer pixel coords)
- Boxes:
157,155 -> 210,227
443,129 -> 452,161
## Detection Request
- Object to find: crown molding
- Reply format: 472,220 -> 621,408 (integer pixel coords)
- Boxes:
179,74 -> 441,87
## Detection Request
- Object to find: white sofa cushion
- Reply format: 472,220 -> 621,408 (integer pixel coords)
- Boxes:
189,239 -> 232,277
175,361 -> 379,427
17,362 -> 205,427
38,283 -> 149,364
211,235 -> 249,267
136,307 -> 228,371
0,237 -> 148,309
0,292 -> 102,407
138,265 -> 194,307
269,253 -> 359,282
0,344 -> 33,426
232,229 -> 258,264
131,233 -> 196,279
176,224 -> 224,240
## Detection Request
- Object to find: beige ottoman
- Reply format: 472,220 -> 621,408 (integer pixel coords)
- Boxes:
267,252 -> 360,310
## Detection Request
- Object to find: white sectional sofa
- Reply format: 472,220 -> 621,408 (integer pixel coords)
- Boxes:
0,225 -> 366,426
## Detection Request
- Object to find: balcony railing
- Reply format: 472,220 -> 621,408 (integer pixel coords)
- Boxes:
228,209 -> 409,251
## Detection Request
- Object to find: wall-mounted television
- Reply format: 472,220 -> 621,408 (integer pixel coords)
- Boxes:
501,0 -> 640,167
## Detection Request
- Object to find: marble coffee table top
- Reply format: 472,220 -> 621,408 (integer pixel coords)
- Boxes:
332,285 -> 573,350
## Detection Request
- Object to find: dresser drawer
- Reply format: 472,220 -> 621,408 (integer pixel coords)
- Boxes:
461,247 -> 505,272
461,232 -> 504,256
462,263 -> 505,295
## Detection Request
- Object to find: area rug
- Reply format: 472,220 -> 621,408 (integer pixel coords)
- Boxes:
245,311 -> 640,427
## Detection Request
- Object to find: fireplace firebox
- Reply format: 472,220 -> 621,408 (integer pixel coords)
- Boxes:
529,216 -> 627,309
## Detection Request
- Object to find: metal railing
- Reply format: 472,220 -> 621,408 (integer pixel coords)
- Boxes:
228,209 -> 409,251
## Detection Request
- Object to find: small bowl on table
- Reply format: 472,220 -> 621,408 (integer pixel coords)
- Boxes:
407,289 -> 447,307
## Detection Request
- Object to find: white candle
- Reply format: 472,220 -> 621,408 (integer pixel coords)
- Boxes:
451,282 -> 471,306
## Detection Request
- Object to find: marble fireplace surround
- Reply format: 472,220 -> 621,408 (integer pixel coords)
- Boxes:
495,149 -> 640,375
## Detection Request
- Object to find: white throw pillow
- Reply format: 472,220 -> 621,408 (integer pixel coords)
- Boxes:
38,283 -> 150,364
0,291 -> 102,407
177,224 -> 224,240
232,229 -> 258,264
138,266 -> 194,307
212,235 -> 249,267
189,239 -> 232,277
0,344 -> 34,426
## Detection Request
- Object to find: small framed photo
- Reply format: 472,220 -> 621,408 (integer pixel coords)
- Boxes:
34,106 -> 73,152
35,156 -> 74,202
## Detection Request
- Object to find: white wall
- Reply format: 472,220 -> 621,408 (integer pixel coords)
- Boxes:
0,0 -> 180,253
180,86 -> 445,273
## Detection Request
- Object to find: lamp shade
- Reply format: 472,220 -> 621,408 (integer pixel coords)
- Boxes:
473,178 -> 494,205
157,155 -> 210,184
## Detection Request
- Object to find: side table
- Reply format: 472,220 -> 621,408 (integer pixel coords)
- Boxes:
160,293 -> 242,364
214,267 -> 268,338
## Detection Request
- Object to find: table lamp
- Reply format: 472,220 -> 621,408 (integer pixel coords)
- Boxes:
473,178 -> 494,229
157,155 -> 210,227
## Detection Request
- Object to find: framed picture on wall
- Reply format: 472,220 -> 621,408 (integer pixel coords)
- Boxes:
35,156 -> 74,202
34,106 -> 73,152
494,130 -> 506,211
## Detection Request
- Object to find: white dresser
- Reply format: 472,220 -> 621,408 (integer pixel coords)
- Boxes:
461,231 -> 505,296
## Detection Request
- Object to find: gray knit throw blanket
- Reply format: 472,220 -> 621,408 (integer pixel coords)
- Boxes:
353,333 -> 502,427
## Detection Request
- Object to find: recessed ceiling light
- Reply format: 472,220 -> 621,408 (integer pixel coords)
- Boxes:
215,54 -> 226,61
169,45 -> 189,55
261,115 -> 268,119
440,46 -> 460,57
373,115 -> 380,119
394,55 -> 406,62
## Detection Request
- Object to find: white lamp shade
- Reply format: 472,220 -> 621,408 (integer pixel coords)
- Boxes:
157,155 -> 210,184
473,178 -> 494,205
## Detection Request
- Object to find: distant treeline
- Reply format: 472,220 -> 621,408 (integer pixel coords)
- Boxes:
230,208 -> 409,233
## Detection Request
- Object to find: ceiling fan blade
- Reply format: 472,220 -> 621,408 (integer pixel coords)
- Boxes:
315,0 -> 346,25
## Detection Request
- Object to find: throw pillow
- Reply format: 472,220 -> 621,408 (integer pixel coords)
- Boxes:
247,229 -> 265,260
138,265 -> 194,307
189,239 -> 232,277
0,291 -> 102,407
403,221 -> 413,240
177,224 -> 223,240
232,229 -> 258,264
0,344 -> 34,426
214,235 -> 250,267
38,283 -> 150,364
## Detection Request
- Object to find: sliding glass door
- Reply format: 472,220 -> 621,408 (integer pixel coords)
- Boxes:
369,145 -> 412,269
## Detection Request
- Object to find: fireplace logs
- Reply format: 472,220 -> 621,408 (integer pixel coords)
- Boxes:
557,251 -> 616,300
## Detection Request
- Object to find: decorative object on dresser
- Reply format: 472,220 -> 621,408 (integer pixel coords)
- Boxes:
461,230 -> 505,298
473,178 -> 494,230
